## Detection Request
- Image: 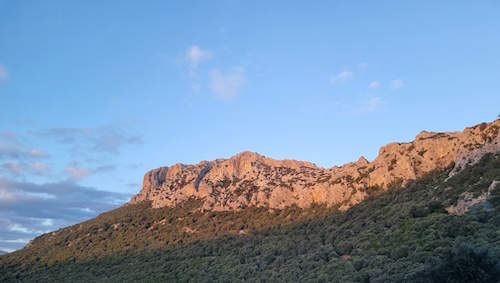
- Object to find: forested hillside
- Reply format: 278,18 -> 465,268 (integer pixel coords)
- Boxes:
1,153 -> 499,282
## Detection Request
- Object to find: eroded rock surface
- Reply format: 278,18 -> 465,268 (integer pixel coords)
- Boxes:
130,120 -> 500,211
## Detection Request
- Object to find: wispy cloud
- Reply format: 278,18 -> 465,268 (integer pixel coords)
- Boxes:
0,134 -> 46,177
30,126 -> 142,155
29,149 -> 48,158
65,163 -> 115,180
357,62 -> 368,70
8,223 -> 35,234
359,97 -> 383,112
183,45 -> 212,93
210,67 -> 246,99
186,46 -> 211,66
65,164 -> 93,179
126,182 -> 140,191
0,144 -> 46,160
391,79 -> 405,90
0,128 -> 137,251
127,163 -> 142,170
368,81 -> 381,89
1,162 -> 25,177
1,161 -> 50,178
330,71 -> 353,84
0,132 -> 48,160
0,64 -> 8,82
0,247 -> 14,253
0,177 -> 131,250
0,238 -> 30,244
0,187 -> 15,201
186,45 -> 211,77
30,162 -> 49,174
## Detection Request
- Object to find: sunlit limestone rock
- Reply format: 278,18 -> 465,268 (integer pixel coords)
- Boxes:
130,120 -> 500,211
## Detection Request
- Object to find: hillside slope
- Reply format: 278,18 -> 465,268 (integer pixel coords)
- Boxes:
1,121 -> 499,282
1,153 -> 499,282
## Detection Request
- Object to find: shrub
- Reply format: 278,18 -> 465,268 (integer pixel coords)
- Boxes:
420,243 -> 500,283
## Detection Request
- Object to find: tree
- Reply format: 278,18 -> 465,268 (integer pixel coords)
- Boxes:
420,243 -> 500,283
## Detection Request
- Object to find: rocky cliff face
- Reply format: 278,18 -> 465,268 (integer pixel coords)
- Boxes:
130,120 -> 500,211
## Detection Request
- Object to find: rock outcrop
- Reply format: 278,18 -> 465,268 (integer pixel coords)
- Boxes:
130,120 -> 500,211
446,180 -> 499,215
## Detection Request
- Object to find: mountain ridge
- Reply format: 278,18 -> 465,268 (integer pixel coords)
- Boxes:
2,120 -> 500,282
130,120 -> 500,211
3,150 -> 499,282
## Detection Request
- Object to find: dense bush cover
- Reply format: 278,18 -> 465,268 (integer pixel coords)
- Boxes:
1,154 -> 499,282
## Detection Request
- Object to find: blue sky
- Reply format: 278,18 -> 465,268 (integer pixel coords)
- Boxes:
1,1 -> 499,251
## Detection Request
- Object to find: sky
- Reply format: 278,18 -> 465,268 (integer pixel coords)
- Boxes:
1,1 -> 499,252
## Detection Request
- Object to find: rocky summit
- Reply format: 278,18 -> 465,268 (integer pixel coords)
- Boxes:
130,120 -> 500,211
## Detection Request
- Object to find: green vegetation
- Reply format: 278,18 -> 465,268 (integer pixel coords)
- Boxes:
1,154 -> 500,282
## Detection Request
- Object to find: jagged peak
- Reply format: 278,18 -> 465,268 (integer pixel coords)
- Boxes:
230,151 -> 318,168
415,130 -> 435,140
231,150 -> 262,159
357,156 -> 369,165
229,151 -> 264,166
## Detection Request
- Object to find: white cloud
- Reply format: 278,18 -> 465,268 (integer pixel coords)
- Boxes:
184,46 -> 212,92
185,45 -> 211,77
368,81 -> 380,89
41,218 -> 54,227
186,45 -> 211,65
0,247 -> 14,253
80,207 -> 94,213
391,79 -> 405,90
210,67 -> 246,99
1,238 -> 30,244
0,65 -> 8,82
330,71 -> 353,84
8,223 -> 32,234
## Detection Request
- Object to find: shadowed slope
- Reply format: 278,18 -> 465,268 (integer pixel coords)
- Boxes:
1,153 -> 499,282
